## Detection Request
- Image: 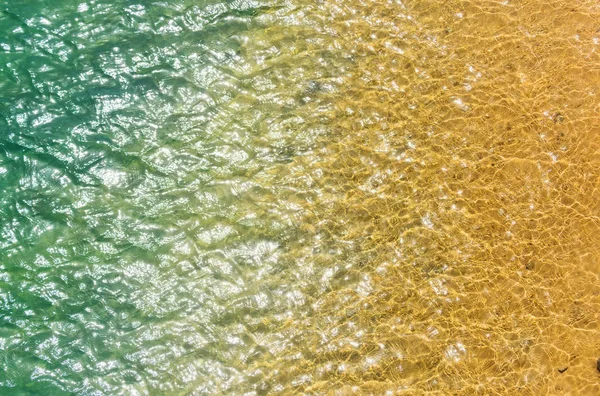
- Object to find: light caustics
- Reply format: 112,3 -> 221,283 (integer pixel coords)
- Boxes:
0,0 -> 599,395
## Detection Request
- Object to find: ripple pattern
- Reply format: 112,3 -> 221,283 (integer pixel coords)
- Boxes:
0,1 -> 343,394
1,0 -> 600,395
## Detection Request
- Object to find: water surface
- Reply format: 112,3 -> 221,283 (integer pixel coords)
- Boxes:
1,0 -> 599,394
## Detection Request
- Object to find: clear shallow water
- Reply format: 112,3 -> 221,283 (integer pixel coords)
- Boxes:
0,1 -> 326,393
1,0 -> 600,394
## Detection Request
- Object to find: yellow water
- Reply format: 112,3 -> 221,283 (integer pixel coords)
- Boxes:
2,0 -> 599,394
235,0 -> 600,394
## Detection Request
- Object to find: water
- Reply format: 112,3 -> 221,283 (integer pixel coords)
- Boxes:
1,0 -> 599,394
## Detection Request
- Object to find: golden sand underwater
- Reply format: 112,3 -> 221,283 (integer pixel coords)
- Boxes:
3,0 -> 600,394
224,0 -> 600,394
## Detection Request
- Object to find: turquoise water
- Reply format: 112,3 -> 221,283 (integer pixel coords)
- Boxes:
5,0 -> 600,394
0,1 -> 339,393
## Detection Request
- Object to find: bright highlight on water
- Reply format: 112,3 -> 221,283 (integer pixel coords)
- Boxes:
1,0 -> 599,394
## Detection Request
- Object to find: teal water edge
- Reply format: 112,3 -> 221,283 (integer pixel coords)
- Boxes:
0,1 -> 340,394
4,0 -> 600,394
